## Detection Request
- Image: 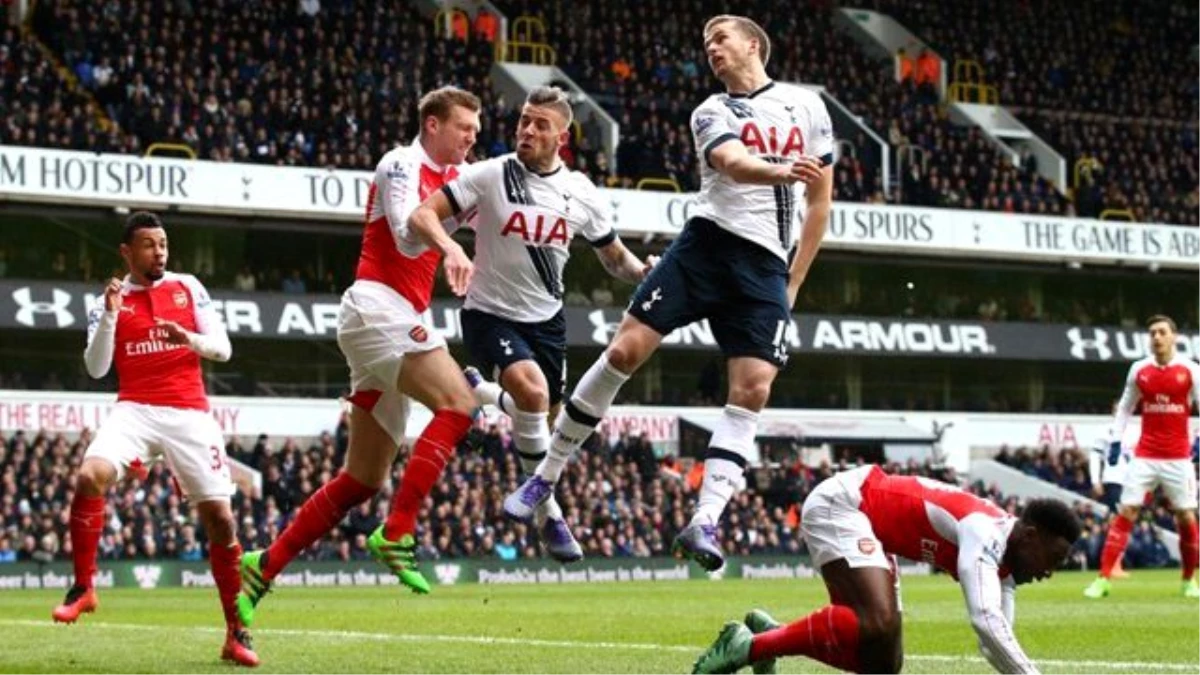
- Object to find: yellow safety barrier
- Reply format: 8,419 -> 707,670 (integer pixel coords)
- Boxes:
511,16 -> 547,43
145,143 -> 197,159
636,178 -> 681,192
947,82 -> 998,104
1099,209 -> 1135,222
953,59 -> 986,85
496,40 -> 557,65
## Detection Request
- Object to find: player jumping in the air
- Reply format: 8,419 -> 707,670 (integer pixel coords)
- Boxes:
504,14 -> 835,572
237,87 -> 483,626
406,85 -> 654,563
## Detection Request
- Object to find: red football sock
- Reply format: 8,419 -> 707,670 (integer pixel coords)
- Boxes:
68,494 -> 106,589
384,409 -> 472,539
264,471 -> 377,579
1099,514 -> 1134,579
749,605 -> 861,672
209,541 -> 243,627
1178,519 -> 1198,582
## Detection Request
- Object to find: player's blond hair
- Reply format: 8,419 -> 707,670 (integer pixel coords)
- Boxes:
525,86 -> 574,128
704,15 -> 771,67
418,86 -> 482,124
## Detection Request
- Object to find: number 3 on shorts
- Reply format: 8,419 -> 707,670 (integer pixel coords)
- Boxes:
209,445 -> 224,471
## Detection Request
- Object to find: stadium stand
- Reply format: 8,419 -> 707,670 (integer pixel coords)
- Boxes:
2,423 -> 1120,568
862,0 -> 1199,225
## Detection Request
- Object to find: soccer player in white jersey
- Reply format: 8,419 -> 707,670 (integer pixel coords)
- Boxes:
504,15 -> 835,571
51,212 -> 256,666
406,86 -> 654,562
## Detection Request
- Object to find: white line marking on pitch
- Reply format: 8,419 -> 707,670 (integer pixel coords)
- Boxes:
2,619 -> 1194,672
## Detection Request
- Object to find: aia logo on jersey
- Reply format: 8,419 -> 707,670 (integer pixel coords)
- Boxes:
409,325 -> 429,343
741,122 -> 803,157
173,290 -> 189,308
501,211 -> 569,246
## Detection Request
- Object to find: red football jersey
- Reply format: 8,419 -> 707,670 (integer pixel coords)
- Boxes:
355,143 -> 461,313
86,273 -> 218,411
858,466 -> 1013,580
1115,356 -> 1200,460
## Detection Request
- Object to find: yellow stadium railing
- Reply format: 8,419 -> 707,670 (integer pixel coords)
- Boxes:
1073,157 -> 1102,190
953,59 -> 986,85
511,16 -> 547,43
1099,209 -> 1135,222
947,82 -> 998,104
496,40 -> 557,65
571,120 -> 583,145
636,178 -> 681,192
433,8 -> 471,41
145,143 -> 197,160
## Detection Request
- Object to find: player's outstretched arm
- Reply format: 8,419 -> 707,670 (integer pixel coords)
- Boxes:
409,190 -> 472,296
83,277 -> 122,378
786,161 -> 833,308
958,520 -> 1040,674
594,238 -> 653,285
708,141 -> 800,186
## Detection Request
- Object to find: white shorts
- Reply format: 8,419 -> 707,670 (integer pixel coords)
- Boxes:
801,465 -> 891,570
1121,457 -> 1198,510
337,280 -> 445,445
86,402 -> 233,502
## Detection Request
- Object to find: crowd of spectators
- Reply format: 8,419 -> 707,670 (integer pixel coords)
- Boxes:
864,0 -> 1199,225
5,420 -> 1163,574
994,443 -> 1185,569
6,1 -> 1192,223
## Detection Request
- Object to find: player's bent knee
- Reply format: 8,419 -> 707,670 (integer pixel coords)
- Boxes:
728,381 -> 772,411
509,383 -> 549,412
76,459 -> 115,495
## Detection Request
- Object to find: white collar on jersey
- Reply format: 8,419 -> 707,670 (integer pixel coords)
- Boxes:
414,139 -> 452,173
121,272 -> 172,291
727,80 -> 776,99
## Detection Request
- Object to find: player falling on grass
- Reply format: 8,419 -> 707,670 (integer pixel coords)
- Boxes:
408,85 -> 654,563
692,466 -> 1081,675
1084,314 -> 1200,600
236,87 -> 483,625
51,212 -> 256,666
504,14 -> 834,571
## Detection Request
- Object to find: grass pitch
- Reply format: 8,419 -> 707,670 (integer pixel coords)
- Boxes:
0,570 -> 1196,673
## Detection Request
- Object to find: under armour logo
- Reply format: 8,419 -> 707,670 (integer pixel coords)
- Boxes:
587,309 -> 620,345
1066,327 -> 1112,361
640,287 -> 663,312
499,338 -> 513,356
434,563 -> 462,585
12,287 -> 75,328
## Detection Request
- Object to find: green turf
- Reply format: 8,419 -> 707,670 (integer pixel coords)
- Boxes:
0,570 -> 1195,673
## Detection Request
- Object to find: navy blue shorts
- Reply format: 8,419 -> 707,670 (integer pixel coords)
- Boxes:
627,217 -> 790,367
461,308 -> 567,406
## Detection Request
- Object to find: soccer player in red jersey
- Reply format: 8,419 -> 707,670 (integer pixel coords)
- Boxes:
693,466 -> 1080,674
1085,314 -> 1200,599
51,212 -> 257,667
236,87 -> 482,625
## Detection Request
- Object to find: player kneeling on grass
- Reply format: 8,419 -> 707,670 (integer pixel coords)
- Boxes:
51,212 -> 257,667
692,465 -> 1081,675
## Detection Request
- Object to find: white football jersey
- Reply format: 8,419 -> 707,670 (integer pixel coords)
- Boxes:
690,81 -> 835,262
445,154 -> 616,322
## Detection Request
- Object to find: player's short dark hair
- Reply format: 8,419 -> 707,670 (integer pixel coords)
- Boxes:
704,15 -> 771,67
525,86 -> 574,127
418,86 -> 482,125
123,211 -> 164,244
1146,314 -> 1177,333
1020,499 -> 1081,543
